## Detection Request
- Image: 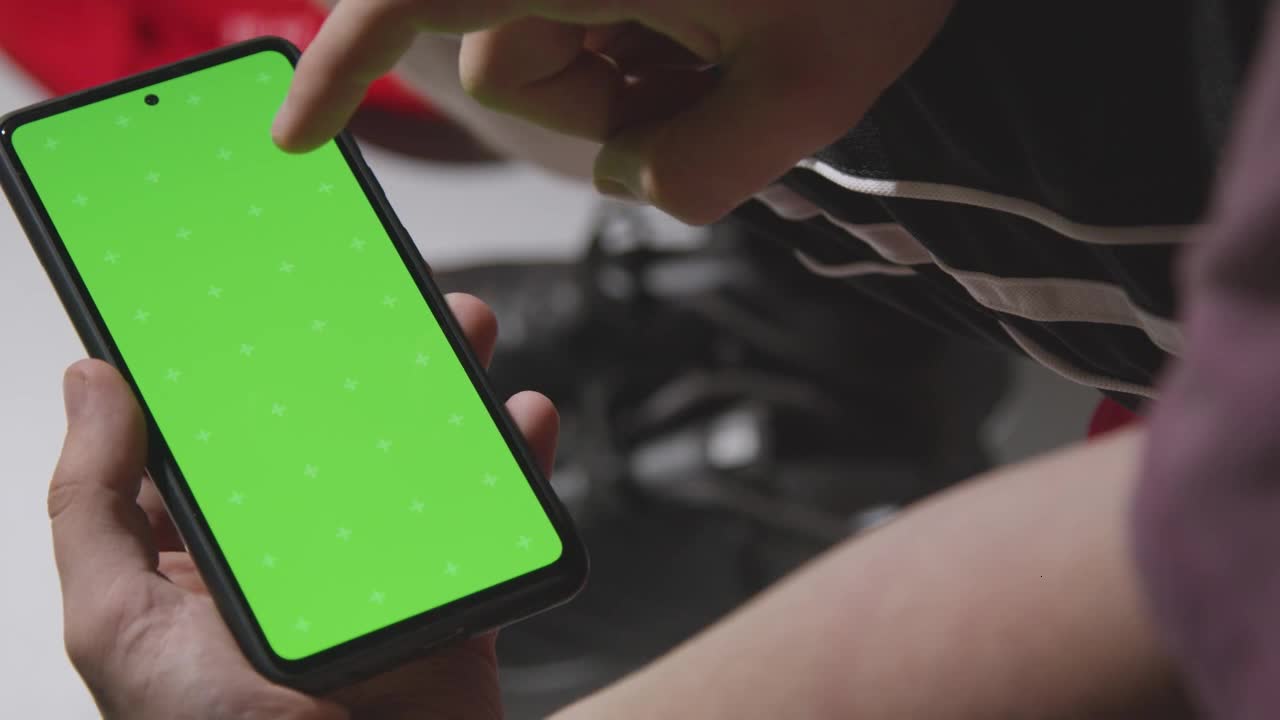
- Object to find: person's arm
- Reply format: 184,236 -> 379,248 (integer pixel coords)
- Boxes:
278,0 -> 955,225
1131,4 -> 1280,717
555,428 -> 1191,720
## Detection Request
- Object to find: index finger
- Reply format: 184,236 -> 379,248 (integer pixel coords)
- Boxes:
273,0 -> 416,151
273,0 -> 518,152
273,0 -> 718,153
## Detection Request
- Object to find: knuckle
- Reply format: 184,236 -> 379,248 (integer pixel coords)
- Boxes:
458,32 -> 533,110
47,473 -> 80,522
457,50 -> 505,107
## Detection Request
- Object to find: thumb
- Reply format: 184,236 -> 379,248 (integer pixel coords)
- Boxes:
50,360 -> 156,609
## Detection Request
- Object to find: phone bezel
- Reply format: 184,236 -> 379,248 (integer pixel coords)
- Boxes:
0,36 -> 588,692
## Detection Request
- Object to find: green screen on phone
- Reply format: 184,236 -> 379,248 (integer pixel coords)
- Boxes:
10,49 -> 562,661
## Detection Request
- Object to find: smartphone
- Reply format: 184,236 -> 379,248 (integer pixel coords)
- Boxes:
0,37 -> 587,692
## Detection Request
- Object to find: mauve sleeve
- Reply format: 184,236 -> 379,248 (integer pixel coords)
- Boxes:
1132,4 -> 1280,719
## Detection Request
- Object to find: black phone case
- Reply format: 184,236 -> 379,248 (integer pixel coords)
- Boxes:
0,36 -> 587,694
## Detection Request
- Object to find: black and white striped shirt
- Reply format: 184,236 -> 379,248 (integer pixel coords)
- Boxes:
733,1 -> 1266,410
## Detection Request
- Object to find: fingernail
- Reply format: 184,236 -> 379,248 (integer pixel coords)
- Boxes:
63,367 -> 90,423
595,178 -> 637,201
271,94 -> 299,150
270,108 -> 292,148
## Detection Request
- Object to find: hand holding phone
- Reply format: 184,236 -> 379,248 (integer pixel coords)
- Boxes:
1,38 -> 586,692
51,294 -> 527,718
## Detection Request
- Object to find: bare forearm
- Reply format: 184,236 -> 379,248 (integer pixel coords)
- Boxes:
555,429 -> 1190,719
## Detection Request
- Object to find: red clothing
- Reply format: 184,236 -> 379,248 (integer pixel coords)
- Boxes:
0,0 -> 433,119
1088,398 -> 1139,439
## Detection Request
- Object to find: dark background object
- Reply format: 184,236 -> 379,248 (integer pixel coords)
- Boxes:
436,207 -> 1011,716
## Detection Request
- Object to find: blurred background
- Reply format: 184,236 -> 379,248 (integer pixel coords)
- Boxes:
0,3 -> 1098,716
